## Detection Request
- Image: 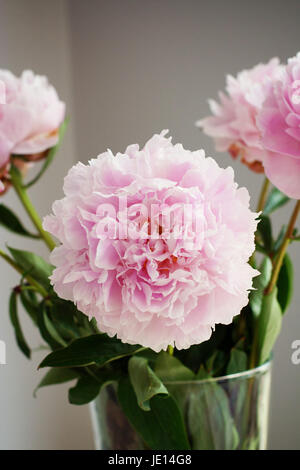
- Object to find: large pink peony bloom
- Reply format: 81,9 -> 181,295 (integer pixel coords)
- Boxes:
44,131 -> 258,351
257,53 -> 300,199
0,70 -> 65,170
197,58 -> 283,173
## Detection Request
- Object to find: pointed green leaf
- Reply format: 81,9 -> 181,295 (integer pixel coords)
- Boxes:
68,370 -> 118,405
196,365 -> 210,380
256,216 -> 272,253
187,381 -> 239,450
39,334 -> 141,369
118,378 -> 191,450
277,254 -> 293,313
129,356 -> 168,411
69,376 -> 102,405
50,300 -> 83,340
227,349 -> 248,375
0,204 -> 39,238
37,304 -> 66,350
263,187 -> 290,215
8,247 -> 53,288
257,287 -> 282,365
226,349 -> 248,440
34,367 -> 79,396
9,290 -> 31,358
154,351 -> 195,382
205,350 -> 228,376
20,289 -> 39,325
250,256 -> 272,317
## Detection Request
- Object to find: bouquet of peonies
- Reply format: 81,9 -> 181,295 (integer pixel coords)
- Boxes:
0,54 -> 299,450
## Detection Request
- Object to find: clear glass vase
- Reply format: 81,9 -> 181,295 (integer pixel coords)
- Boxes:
90,361 -> 272,450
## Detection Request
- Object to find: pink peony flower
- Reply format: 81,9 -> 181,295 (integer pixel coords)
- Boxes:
257,52 -> 300,199
197,58 -> 283,173
0,69 -> 65,171
44,131 -> 258,352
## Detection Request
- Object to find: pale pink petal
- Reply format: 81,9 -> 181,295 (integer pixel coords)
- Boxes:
263,151 -> 300,199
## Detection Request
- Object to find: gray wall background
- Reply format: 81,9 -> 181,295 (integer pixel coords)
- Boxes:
0,0 -> 299,449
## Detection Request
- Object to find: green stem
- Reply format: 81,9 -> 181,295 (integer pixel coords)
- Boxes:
249,178 -> 271,268
257,177 -> 270,213
266,199 -> 300,295
167,345 -> 174,356
10,166 -> 56,251
0,249 -> 48,297
249,321 -> 259,370
249,199 -> 300,370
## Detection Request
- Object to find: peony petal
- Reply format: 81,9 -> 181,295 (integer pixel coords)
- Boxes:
263,151 -> 300,199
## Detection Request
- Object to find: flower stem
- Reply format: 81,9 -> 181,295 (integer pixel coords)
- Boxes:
10,166 -> 56,251
257,177 -> 270,212
249,323 -> 259,370
249,178 -> 271,268
266,199 -> 300,295
0,249 -> 48,297
167,345 -> 174,356
249,198 -> 300,370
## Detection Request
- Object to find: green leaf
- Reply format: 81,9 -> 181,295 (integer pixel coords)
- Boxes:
263,187 -> 290,215
37,304 -> 67,350
187,380 -> 239,450
154,352 -> 195,382
39,334 -> 141,369
8,247 -> 53,289
257,288 -> 282,365
68,369 -> 119,405
256,216 -> 272,253
50,298 -> 98,339
9,290 -> 31,359
273,225 -> 286,253
50,300 -> 83,340
196,365 -> 210,380
129,356 -> 168,411
25,119 -> 68,188
227,349 -> 248,375
250,256 -> 272,317
277,254 -> 293,313
20,289 -> 39,325
0,204 -> 39,238
134,348 -> 158,363
242,436 -> 260,450
205,350 -> 228,376
69,376 -> 102,405
34,367 -> 79,396
226,349 -> 248,442
176,323 -> 231,373
118,378 -> 191,450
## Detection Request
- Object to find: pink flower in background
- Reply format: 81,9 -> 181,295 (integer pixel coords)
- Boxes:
257,52 -> 300,199
0,80 -> 5,104
0,180 -> 4,193
0,70 -> 65,170
197,58 -> 283,173
44,131 -> 258,351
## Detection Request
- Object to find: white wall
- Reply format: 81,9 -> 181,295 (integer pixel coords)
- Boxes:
0,0 -> 93,450
0,0 -> 299,450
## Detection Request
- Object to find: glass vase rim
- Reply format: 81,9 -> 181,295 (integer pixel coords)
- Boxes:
163,358 -> 272,386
